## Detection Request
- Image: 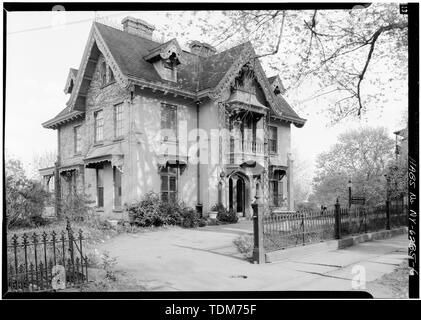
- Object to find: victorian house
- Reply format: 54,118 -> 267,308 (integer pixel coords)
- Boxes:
40,17 -> 306,220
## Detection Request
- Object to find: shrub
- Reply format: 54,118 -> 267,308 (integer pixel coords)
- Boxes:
233,235 -> 254,260
61,192 -> 95,222
217,208 -> 239,224
6,158 -> 50,229
125,192 -> 203,228
101,251 -> 118,282
180,207 -> 204,228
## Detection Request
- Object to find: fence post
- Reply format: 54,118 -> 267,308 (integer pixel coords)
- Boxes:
334,198 -> 341,239
386,199 -> 391,230
252,202 -> 265,264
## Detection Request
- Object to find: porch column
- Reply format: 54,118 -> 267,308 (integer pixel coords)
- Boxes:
287,153 -> 294,211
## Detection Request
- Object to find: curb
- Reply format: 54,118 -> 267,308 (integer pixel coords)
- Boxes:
265,227 -> 408,263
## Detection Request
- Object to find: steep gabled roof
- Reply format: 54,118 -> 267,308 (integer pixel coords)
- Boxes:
44,21 -> 306,129
94,23 -> 199,93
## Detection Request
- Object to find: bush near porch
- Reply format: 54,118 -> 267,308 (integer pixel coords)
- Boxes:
125,192 -> 207,228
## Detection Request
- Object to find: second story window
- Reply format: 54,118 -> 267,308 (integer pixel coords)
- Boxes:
114,103 -> 123,138
94,110 -> 104,143
268,126 -> 278,154
74,125 -> 82,154
161,103 -> 177,142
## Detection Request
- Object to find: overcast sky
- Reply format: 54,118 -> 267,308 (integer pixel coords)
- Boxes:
5,10 -> 407,180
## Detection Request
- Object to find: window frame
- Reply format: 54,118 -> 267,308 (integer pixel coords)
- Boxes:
100,61 -> 107,86
74,125 -> 82,155
113,103 -> 124,139
160,166 -> 178,202
160,103 -> 178,142
268,126 -> 278,154
94,109 -> 104,143
108,66 -> 115,83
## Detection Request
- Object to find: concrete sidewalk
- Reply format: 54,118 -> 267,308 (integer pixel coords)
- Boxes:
96,224 -> 408,297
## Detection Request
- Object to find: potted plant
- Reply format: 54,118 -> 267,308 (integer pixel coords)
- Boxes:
209,204 -> 219,220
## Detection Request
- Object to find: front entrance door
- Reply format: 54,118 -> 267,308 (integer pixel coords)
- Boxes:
229,174 -> 247,217
236,178 -> 245,216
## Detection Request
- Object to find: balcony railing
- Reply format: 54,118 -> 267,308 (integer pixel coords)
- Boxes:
229,138 -> 264,154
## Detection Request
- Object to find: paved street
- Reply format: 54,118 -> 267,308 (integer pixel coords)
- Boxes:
96,222 -> 408,297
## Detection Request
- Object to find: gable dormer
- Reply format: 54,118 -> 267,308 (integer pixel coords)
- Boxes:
64,68 -> 78,94
268,75 -> 286,95
144,39 -> 186,82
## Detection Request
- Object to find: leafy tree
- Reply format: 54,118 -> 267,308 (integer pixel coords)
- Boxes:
159,4 -> 407,122
310,127 -> 395,207
5,157 -> 50,229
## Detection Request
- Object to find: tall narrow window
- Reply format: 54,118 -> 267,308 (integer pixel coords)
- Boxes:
113,167 -> 122,209
114,103 -> 124,138
74,125 -> 82,154
268,126 -> 278,154
161,103 -> 177,141
269,180 -> 279,206
101,61 -> 107,86
96,168 -> 104,208
108,66 -> 115,83
269,170 -> 282,207
94,110 -> 104,143
160,166 -> 177,202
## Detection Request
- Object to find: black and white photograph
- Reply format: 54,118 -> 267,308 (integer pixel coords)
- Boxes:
2,2 -> 418,301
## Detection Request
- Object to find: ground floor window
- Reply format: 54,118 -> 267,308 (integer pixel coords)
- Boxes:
96,168 -> 104,208
269,170 -> 284,207
113,167 -> 122,209
160,166 -> 177,202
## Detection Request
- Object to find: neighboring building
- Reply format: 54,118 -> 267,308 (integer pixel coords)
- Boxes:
40,17 -> 306,220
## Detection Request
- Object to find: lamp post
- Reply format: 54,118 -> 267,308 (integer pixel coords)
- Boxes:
348,179 -> 352,209
385,174 -> 391,230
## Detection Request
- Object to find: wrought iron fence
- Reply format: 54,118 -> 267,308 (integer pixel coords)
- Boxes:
262,201 -> 408,252
263,209 -> 336,252
7,220 -> 89,292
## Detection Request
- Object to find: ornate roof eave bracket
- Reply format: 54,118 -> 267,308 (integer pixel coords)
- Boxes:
42,111 -> 85,129
128,77 -> 196,100
225,101 -> 268,116
270,113 -> 307,128
144,39 -> 187,65
66,24 -> 131,111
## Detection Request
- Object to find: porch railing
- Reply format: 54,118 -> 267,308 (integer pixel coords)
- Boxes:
229,138 -> 264,154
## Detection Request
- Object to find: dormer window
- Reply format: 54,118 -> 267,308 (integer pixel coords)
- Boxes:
144,39 -> 187,83
163,59 -> 174,70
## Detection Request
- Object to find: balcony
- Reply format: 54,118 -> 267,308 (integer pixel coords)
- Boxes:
227,138 -> 264,165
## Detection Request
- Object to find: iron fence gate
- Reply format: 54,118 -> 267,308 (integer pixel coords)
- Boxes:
7,220 -> 89,292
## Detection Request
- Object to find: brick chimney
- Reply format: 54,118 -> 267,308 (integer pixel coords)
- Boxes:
189,41 -> 217,58
121,17 -> 155,40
